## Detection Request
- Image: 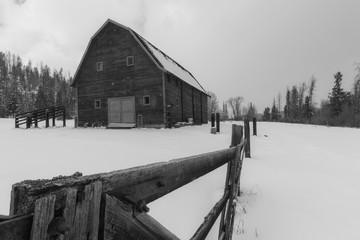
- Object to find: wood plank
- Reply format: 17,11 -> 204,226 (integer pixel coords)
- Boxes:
0,214 -> 33,240
102,194 -> 179,240
85,181 -> 102,240
190,190 -> 229,240
12,147 -> 236,215
62,188 -> 77,240
30,194 -> 56,240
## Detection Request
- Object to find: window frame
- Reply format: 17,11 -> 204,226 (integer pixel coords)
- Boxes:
143,95 -> 150,106
127,56 -> 134,66
96,61 -> 103,71
95,99 -> 101,109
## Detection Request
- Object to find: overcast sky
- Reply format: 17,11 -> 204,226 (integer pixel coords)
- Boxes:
1,0 -> 360,111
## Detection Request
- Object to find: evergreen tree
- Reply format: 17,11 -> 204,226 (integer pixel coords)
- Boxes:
262,107 -> 271,121
303,96 -> 313,123
271,100 -> 280,121
329,72 -> 349,116
35,86 -> 48,109
284,88 -> 291,119
290,86 -> 299,120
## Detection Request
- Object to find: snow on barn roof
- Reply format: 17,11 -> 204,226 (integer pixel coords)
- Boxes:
132,32 -> 206,93
72,19 -> 207,94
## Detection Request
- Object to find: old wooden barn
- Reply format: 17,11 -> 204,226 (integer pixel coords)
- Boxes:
71,19 -> 208,128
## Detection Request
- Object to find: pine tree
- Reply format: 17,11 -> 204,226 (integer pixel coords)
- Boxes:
262,107 -> 271,121
271,100 -> 279,121
329,72 -> 348,116
303,96 -> 313,122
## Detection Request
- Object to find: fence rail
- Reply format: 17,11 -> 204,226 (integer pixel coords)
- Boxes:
15,106 -> 66,129
1,124 -> 246,240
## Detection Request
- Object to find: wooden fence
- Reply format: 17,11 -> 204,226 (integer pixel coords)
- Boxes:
0,124 -> 246,240
15,106 -> 66,129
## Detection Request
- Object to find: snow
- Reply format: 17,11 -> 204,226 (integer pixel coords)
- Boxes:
1,119 -> 360,239
138,35 -> 206,93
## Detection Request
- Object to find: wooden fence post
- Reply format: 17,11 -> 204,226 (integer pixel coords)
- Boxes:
218,124 -> 242,238
245,119 -> 251,158
253,117 -> 257,136
26,115 -> 31,129
216,113 -> 220,133
63,108 -> 66,127
45,110 -> 49,128
15,116 -> 19,128
29,194 -> 56,240
52,108 -> 56,127
34,112 -> 38,128
211,113 -> 215,128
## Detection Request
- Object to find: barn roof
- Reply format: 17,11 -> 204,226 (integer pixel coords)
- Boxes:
71,19 -> 206,94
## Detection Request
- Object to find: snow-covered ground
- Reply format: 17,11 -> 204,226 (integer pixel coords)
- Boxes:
1,118 -> 359,239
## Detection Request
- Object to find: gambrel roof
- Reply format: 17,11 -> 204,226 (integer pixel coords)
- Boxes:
71,19 -> 206,94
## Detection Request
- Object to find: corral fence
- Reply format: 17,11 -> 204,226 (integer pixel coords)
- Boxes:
0,124 -> 248,240
15,106 -> 66,129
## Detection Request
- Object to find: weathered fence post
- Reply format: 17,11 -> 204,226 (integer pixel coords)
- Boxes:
216,113 -> 220,133
244,119 -> 251,158
45,110 -> 49,128
253,117 -> 257,136
218,124 -> 243,239
63,108 -> 66,127
52,107 -> 56,127
15,116 -> 19,128
26,115 -> 32,129
211,113 -> 215,127
34,112 -> 38,128
74,115 -> 78,128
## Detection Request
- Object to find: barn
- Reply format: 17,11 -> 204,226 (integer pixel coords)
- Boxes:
71,19 -> 208,128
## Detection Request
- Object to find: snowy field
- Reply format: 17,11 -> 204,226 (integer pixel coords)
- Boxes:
1,118 -> 360,239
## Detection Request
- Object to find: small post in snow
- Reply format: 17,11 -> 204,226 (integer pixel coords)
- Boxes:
253,117 -> 257,136
52,107 -> 56,127
216,112 -> 220,133
211,113 -> 215,128
244,118 -> 251,158
63,108 -> 66,127
45,110 -> 49,128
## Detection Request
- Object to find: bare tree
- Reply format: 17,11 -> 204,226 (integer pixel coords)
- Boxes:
227,96 -> 244,120
207,91 -> 220,118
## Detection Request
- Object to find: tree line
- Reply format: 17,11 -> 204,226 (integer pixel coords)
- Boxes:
263,68 -> 360,128
207,92 -> 257,121
0,51 -> 75,118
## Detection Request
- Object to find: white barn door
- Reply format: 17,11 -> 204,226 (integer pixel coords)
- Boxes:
108,97 -> 135,127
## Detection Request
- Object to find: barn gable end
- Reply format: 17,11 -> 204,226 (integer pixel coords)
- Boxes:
72,19 -> 208,128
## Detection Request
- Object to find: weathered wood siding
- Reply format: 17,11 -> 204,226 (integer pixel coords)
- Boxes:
75,22 -> 164,127
165,74 -> 208,125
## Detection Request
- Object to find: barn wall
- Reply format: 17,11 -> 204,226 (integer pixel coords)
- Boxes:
164,74 -> 182,124
75,22 -> 164,127
201,94 -> 208,124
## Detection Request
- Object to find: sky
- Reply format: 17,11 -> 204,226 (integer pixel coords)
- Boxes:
1,0 -> 360,111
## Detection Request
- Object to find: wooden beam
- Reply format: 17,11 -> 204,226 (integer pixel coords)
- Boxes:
190,190 -> 229,240
102,194 -> 179,240
12,148 -> 236,215
0,214 -> 33,240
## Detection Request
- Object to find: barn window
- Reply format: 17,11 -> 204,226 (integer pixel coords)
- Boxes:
95,100 -> 101,109
127,56 -> 134,66
96,62 -> 103,71
143,95 -> 150,105
176,97 -> 180,106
